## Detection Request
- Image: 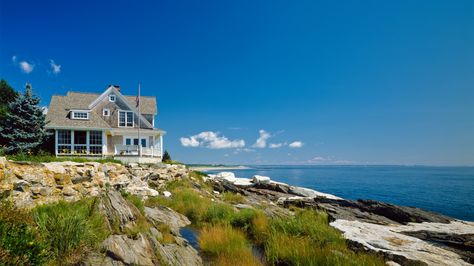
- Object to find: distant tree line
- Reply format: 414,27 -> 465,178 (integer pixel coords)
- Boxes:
0,79 -> 50,155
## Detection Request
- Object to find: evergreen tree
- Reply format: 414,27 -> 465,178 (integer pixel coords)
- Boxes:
162,150 -> 171,162
0,79 -> 18,146
0,83 -> 50,154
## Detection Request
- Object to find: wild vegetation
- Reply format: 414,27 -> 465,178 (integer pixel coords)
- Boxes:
0,198 -> 111,265
146,176 -> 385,266
4,152 -> 122,164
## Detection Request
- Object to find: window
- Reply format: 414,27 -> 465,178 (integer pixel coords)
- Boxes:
89,131 -> 103,155
125,137 -> 146,147
109,95 -> 116,102
71,111 -> 89,120
57,130 -> 71,154
118,111 -> 134,127
74,131 -> 87,154
103,108 -> 110,116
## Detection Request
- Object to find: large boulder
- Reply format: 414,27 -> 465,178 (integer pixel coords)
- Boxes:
252,175 -> 271,185
101,234 -> 155,266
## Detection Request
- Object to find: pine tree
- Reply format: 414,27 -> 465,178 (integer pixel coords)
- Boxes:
0,79 -> 18,146
0,83 -> 50,154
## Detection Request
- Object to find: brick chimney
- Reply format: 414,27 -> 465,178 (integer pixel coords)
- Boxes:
114,85 -> 120,92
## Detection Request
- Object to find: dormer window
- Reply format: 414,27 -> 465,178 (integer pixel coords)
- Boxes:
71,111 -> 89,120
109,94 -> 116,102
103,108 -> 110,116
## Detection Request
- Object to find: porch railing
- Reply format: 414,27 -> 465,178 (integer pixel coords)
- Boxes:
114,145 -> 161,157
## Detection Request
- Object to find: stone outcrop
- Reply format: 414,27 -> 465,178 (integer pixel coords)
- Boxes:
0,157 -> 189,208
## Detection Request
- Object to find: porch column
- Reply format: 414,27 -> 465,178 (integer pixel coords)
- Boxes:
71,130 -> 74,155
160,135 -> 163,157
86,131 -> 90,154
54,129 -> 58,156
152,135 -> 155,157
102,131 -> 107,157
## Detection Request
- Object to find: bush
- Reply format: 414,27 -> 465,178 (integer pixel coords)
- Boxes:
0,201 -> 48,265
33,198 -> 110,263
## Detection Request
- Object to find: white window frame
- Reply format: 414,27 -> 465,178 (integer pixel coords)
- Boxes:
71,111 -> 89,120
124,136 -> 148,147
118,110 -> 134,127
103,108 -> 110,116
109,94 -> 116,102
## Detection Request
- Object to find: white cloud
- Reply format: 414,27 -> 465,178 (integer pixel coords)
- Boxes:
180,131 -> 245,149
19,61 -> 34,74
269,143 -> 284,148
289,141 -> 303,148
50,60 -> 61,74
252,129 -> 271,148
11,55 -> 17,63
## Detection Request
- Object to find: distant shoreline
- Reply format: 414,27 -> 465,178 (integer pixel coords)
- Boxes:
189,165 -> 251,172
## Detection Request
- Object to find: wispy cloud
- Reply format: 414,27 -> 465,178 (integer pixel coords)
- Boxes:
252,129 -> 271,148
180,131 -> 245,149
289,141 -> 303,148
50,59 -> 61,74
19,61 -> 34,74
269,143 -> 285,148
12,55 -> 34,74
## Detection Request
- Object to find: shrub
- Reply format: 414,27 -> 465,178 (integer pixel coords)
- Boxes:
0,201 -> 48,265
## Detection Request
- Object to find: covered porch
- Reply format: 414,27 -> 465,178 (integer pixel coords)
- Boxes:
54,128 -> 164,162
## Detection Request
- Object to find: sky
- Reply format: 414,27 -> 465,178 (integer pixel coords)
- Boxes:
0,0 -> 473,166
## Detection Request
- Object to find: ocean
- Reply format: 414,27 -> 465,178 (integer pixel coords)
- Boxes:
207,165 -> 474,221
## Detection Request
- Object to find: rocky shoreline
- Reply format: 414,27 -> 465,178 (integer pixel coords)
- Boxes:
206,171 -> 474,265
0,158 -> 473,265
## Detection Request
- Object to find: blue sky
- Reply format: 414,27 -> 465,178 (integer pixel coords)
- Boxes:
1,0 -> 473,165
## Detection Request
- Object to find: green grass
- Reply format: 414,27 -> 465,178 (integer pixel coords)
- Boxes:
33,198 -> 111,264
0,201 -> 48,265
222,191 -> 246,204
199,224 -> 262,266
6,153 -> 122,164
263,209 -> 385,266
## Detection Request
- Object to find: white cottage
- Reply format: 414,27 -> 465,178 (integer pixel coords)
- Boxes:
45,85 -> 165,163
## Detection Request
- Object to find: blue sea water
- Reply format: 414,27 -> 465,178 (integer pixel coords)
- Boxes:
208,165 -> 474,221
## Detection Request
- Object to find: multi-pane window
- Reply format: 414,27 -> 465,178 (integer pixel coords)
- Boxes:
119,111 -> 134,127
74,131 -> 87,154
109,95 -> 116,102
72,111 -> 89,120
103,108 -> 110,116
58,130 -> 71,154
89,131 -> 102,155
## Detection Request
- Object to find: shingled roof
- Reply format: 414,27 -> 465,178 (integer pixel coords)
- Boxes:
45,90 -> 157,129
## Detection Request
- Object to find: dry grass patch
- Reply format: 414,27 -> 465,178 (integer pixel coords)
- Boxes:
199,224 -> 262,266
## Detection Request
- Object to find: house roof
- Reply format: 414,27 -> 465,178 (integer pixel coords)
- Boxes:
66,92 -> 157,114
46,95 -> 111,129
45,90 -> 157,129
